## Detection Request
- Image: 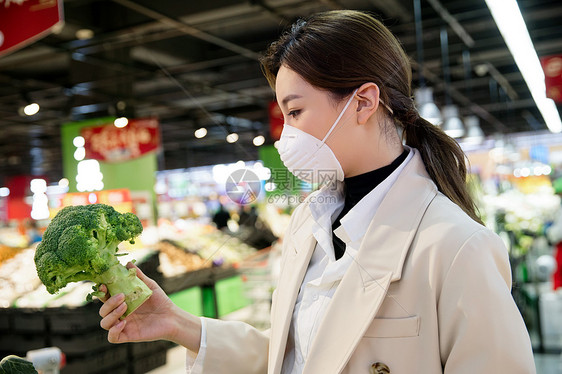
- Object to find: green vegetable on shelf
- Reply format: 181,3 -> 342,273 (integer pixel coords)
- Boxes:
34,204 -> 152,318
0,355 -> 38,374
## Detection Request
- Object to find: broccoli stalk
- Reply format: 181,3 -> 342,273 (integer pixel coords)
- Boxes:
88,263 -> 152,315
34,204 -> 152,318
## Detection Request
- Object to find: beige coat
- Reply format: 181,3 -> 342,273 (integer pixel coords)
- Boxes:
202,151 -> 536,373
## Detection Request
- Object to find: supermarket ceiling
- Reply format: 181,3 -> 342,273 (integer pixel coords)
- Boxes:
0,0 -> 561,185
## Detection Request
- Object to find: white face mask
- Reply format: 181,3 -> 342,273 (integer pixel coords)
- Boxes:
276,89 -> 358,185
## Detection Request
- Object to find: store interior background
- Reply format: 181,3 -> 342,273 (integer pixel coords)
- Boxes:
1,0 -> 562,373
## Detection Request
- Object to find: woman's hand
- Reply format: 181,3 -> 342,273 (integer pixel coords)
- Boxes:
98,262 -> 202,352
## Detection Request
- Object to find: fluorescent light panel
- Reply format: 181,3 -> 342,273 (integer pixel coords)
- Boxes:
485,0 -> 562,133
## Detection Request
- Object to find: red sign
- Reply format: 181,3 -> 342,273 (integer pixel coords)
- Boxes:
269,101 -> 284,141
81,118 -> 161,163
542,55 -> 562,103
5,175 -> 34,220
0,0 -> 64,57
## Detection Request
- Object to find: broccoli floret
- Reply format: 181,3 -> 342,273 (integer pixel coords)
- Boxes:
34,204 -> 152,318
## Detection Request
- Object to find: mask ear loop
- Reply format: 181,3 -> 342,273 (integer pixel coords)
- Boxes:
320,89 -> 359,145
320,89 -> 394,145
379,99 -> 394,115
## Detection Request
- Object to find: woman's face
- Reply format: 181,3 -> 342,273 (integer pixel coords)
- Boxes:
275,65 -> 354,163
275,66 -> 357,174
275,65 -> 402,178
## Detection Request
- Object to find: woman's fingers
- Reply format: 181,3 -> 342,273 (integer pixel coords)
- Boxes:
107,319 -> 127,344
100,300 -> 127,330
99,293 -> 125,318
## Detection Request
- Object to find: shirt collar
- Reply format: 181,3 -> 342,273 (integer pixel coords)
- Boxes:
308,182 -> 345,260
308,181 -> 345,224
335,147 -> 414,244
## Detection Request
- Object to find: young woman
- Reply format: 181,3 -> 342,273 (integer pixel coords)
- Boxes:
99,10 -> 536,373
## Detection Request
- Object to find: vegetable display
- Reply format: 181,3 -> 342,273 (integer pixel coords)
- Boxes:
34,204 -> 152,317
0,355 -> 38,374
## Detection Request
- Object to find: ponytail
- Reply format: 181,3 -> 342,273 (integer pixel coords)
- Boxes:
402,115 -> 482,224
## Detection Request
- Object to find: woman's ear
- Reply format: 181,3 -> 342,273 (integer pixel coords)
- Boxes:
355,83 -> 381,125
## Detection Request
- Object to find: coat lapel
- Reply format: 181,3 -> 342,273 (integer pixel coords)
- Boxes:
268,208 -> 317,374
303,151 -> 438,373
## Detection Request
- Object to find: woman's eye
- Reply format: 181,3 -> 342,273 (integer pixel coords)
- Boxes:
288,110 -> 300,118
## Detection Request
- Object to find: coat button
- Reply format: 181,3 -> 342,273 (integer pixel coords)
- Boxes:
371,362 -> 390,374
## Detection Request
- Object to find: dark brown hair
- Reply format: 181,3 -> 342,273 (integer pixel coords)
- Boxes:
260,10 -> 481,224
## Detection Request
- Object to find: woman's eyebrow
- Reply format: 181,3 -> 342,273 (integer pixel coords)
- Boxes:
281,94 -> 303,109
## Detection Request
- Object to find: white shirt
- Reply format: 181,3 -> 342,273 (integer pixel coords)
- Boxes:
187,148 -> 413,374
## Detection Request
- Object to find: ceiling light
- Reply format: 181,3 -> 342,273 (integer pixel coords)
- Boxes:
257,167 -> 271,181
76,159 -> 104,192
74,147 -> 86,161
441,105 -> 465,138
474,64 -> 489,77
485,0 -> 562,133
226,133 -> 239,143
463,115 -> 485,144
0,187 -> 9,197
114,117 -> 128,128
73,136 -> 85,148
30,179 -> 49,220
30,179 -> 47,194
253,135 -> 265,146
194,127 -> 207,138
76,29 -> 94,40
415,88 -> 442,125
116,101 -> 127,110
23,103 -> 40,116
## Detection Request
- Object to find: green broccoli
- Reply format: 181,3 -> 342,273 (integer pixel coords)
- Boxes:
0,355 -> 38,374
34,204 -> 152,318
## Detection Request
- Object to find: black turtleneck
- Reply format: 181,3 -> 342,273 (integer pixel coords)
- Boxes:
332,149 -> 408,260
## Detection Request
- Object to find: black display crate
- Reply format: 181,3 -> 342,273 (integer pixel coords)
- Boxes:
130,348 -> 168,374
161,267 -> 214,294
129,341 -> 172,358
0,332 -> 46,357
160,264 -> 238,294
52,329 -> 113,355
61,345 -> 129,374
49,304 -> 103,334
0,307 -> 13,332
12,308 -> 47,333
